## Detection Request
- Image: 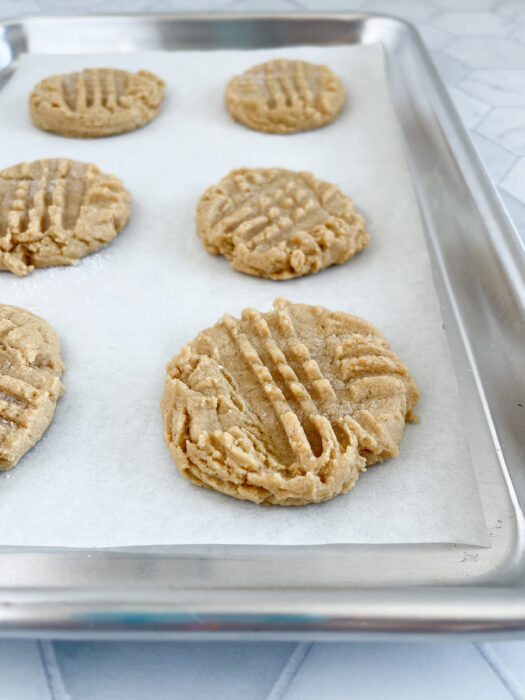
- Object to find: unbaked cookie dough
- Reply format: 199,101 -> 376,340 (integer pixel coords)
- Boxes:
196,167 -> 368,280
161,298 -> 419,506
0,158 -> 131,276
29,68 -> 165,137
225,59 -> 346,133
0,305 -> 65,470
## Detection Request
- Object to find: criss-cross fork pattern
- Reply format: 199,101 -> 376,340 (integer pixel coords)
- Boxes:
30,68 -> 166,137
256,59 -> 316,111
163,299 -> 419,505
217,169 -> 346,253
230,59 -> 342,124
0,308 -> 64,470
1,159 -> 81,242
198,168 -> 367,279
0,158 -> 131,276
61,69 -> 129,113
220,299 -> 415,470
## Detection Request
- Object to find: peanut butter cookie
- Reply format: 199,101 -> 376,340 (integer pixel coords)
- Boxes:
226,59 -> 346,133
29,68 -> 165,137
161,298 -> 419,506
0,305 -> 65,470
0,158 -> 131,276
197,167 -> 368,280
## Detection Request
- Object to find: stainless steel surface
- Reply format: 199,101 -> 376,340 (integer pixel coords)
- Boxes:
0,13 -> 524,639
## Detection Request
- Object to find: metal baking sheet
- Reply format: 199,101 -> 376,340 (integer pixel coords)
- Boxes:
0,13 -> 523,640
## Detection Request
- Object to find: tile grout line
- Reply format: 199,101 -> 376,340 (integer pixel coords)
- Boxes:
460,101 -> 493,132
264,642 -> 313,700
497,184 -> 525,220
474,643 -> 525,700
496,154 -> 521,189
470,124 -> 521,161
426,34 -> 456,53
38,640 -> 69,700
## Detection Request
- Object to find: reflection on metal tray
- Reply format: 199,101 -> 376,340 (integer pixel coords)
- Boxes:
0,13 -> 524,640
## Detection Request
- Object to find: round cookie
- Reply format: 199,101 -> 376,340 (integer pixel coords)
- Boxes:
0,305 -> 65,470
196,167 -> 369,280
29,68 -> 165,137
0,158 -> 131,276
225,59 -> 346,133
161,298 -> 419,506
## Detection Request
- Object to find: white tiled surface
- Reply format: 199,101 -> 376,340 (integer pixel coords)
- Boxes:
1,0 -> 525,698
3,639 -> 525,700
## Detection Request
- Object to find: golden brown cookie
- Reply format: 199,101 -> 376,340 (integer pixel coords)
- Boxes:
0,158 -> 131,276
29,68 -> 165,137
225,59 -> 346,133
161,298 -> 419,506
0,305 -> 65,470
196,167 -> 368,280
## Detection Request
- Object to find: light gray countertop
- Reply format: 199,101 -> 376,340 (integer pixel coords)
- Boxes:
1,1 -> 524,698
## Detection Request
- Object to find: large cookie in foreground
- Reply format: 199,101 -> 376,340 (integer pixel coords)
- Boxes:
0,305 -> 65,470
0,158 -> 131,276
196,168 -> 368,280
30,68 -> 165,137
161,298 -> 419,506
226,59 -> 346,134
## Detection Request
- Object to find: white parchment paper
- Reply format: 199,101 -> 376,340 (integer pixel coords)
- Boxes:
0,44 -> 488,547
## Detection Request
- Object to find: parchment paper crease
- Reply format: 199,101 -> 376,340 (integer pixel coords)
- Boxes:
0,45 -> 488,547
